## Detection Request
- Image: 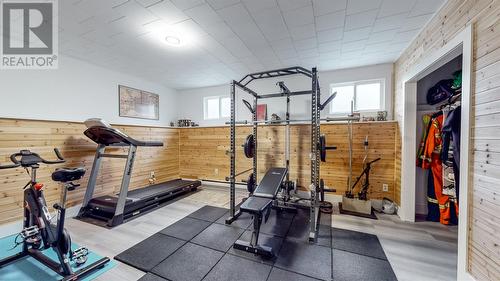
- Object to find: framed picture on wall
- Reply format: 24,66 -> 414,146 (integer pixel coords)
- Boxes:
119,85 -> 159,120
256,104 -> 267,121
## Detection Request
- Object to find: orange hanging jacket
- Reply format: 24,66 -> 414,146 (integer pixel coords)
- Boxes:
421,115 -> 453,225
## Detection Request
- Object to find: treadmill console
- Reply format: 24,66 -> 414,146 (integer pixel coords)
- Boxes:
84,118 -> 111,129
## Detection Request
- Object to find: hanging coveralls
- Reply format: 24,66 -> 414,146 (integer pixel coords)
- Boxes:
416,114 -> 440,221
421,114 -> 453,225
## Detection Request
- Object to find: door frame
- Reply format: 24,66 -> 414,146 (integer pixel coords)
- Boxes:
399,24 -> 474,281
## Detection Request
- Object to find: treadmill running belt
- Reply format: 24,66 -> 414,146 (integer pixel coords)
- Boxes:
127,180 -> 198,199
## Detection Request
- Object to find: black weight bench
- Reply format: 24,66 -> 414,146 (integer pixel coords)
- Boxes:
233,167 -> 288,258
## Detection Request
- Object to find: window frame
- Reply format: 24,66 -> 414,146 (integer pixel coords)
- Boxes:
329,79 -> 385,114
203,95 -> 230,120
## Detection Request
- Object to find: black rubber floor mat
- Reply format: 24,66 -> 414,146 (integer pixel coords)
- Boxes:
159,217 -> 211,241
151,243 -> 223,281
274,239 -> 332,281
267,267 -> 322,281
259,209 -> 295,237
331,249 -> 397,281
287,211 -> 331,247
331,228 -> 387,260
216,211 -> 253,229
188,205 -> 228,222
137,273 -> 168,281
115,233 -> 185,271
191,223 -> 245,252
227,230 -> 283,265
202,254 -> 272,281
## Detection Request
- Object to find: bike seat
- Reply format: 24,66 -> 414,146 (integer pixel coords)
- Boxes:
52,167 -> 86,182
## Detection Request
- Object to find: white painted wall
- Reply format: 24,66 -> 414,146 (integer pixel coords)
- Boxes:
177,64 -> 394,126
0,55 -> 178,126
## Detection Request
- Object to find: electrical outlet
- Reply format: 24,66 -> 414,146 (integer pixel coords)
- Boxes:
382,184 -> 389,192
215,168 -> 219,175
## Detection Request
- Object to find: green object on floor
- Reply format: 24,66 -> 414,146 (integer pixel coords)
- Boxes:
0,234 -> 116,281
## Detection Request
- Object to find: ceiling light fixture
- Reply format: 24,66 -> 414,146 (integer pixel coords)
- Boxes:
165,35 -> 181,46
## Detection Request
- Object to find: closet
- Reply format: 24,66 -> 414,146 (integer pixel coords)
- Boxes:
415,55 -> 462,225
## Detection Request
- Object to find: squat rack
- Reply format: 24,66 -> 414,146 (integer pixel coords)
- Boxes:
226,66 -> 328,241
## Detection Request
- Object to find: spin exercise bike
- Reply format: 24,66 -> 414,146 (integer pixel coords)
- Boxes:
0,149 -> 110,281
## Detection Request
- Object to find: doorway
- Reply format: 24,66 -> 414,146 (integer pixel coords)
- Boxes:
399,25 -> 473,281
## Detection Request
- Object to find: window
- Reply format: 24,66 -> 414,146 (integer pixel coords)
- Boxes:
204,96 -> 230,120
329,80 -> 384,114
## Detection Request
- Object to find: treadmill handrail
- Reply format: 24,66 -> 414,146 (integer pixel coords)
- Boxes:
84,126 -> 163,147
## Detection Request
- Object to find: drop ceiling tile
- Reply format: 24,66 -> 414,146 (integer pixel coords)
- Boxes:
173,19 -> 209,39
250,47 -> 276,58
289,24 -> 315,40
202,21 -> 236,41
136,0 -> 163,8
220,36 -> 254,58
217,3 -> 254,25
346,0 -> 382,15
317,27 -> 343,43
392,29 -> 419,43
298,47 -> 319,58
344,9 -> 378,31
171,0 -> 204,10
282,5 -> 314,28
371,13 -> 406,33
315,10 -> 345,31
366,28 -> 397,45
147,0 -> 189,24
276,48 -> 298,60
281,57 -> 301,66
113,0 -> 159,25
363,41 -> 392,54
294,37 -> 318,51
342,26 -> 371,42
400,13 -> 432,31
341,39 -> 367,52
378,0 -> 416,18
269,37 -> 294,49
243,0 -> 278,13
312,0 -> 347,16
207,0 -> 241,10
409,0 -> 445,17
319,50 -> 341,59
185,3 -> 223,26
318,40 -> 341,53
252,7 -> 288,39
277,0 -> 311,11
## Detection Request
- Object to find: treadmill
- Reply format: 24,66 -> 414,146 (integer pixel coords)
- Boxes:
76,118 -> 201,227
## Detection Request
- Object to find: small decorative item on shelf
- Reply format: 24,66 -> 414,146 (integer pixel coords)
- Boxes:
170,122 -> 175,127
270,113 -> 281,124
177,119 -> 192,127
377,111 -> 388,121
362,116 -> 376,122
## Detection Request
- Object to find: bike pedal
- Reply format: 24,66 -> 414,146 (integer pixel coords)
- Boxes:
21,226 -> 40,239
72,247 -> 89,265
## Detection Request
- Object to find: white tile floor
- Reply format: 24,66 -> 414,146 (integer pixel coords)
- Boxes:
63,185 -> 458,281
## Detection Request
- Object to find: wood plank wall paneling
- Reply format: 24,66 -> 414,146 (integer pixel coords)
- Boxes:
179,122 -> 397,201
0,118 -> 179,225
394,0 -> 500,279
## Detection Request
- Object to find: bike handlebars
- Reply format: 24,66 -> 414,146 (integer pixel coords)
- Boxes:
0,148 -> 65,169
